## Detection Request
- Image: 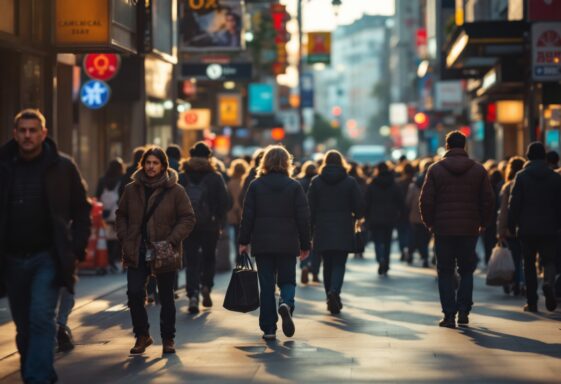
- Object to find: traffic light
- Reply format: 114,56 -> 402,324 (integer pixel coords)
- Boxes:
414,112 -> 429,130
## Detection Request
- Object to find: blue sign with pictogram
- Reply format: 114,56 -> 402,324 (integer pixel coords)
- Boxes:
80,80 -> 111,109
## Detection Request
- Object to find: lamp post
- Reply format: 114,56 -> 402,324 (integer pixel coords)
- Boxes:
297,0 -> 342,156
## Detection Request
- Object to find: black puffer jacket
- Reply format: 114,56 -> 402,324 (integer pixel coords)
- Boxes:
0,138 -> 91,295
308,165 -> 363,252
365,170 -> 404,227
239,172 -> 311,255
420,149 -> 494,236
508,160 -> 561,237
179,157 -> 229,231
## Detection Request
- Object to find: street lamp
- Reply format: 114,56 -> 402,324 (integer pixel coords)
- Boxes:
331,0 -> 342,17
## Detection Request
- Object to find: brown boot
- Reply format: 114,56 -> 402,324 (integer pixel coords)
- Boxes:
130,335 -> 153,354
162,338 -> 175,354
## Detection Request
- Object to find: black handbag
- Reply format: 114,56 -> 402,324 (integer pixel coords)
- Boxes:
223,252 -> 260,313
353,220 -> 365,253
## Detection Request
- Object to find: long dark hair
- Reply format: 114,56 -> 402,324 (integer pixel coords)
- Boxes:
140,146 -> 169,171
103,158 -> 124,190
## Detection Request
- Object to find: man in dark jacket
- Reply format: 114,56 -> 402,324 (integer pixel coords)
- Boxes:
420,131 -> 494,328
180,142 -> 229,314
0,109 -> 91,383
508,142 -> 561,312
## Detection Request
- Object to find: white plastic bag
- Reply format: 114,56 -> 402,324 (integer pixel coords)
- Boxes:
486,242 -> 515,286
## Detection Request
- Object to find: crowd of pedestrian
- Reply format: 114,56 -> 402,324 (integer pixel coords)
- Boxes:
1,109 -> 561,383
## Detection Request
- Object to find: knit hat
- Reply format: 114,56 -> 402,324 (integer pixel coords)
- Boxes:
526,141 -> 546,161
189,141 -> 212,158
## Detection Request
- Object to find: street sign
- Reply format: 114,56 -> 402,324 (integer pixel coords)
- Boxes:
300,72 -> 314,108
80,80 -> 111,109
249,83 -> 275,114
83,54 -> 120,81
218,94 -> 242,126
181,63 -> 252,81
178,109 -> 211,130
532,22 -> 561,82
307,32 -> 331,64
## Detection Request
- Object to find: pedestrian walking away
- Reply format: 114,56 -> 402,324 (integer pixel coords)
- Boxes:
308,150 -> 363,314
365,161 -> 404,275
420,131 -> 494,328
508,142 -> 561,313
116,146 -> 196,355
179,141 -> 229,314
238,145 -> 311,340
0,109 -> 91,383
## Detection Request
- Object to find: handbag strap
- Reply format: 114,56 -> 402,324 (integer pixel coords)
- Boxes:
237,252 -> 254,270
142,189 -> 169,242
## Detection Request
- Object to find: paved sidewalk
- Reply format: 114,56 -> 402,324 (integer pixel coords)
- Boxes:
1,253 -> 560,383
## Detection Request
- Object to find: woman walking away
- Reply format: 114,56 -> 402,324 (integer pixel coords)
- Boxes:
117,146 -> 196,354
239,146 -> 311,340
308,150 -> 363,314
96,158 -> 125,271
297,161 -> 320,284
227,158 -> 249,257
497,156 -> 526,296
365,162 -> 404,275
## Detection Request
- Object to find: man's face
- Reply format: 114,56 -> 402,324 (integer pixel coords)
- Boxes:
13,118 -> 47,156
143,155 -> 163,178
225,15 -> 236,32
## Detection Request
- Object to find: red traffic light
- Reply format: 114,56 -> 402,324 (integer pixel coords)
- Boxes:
414,112 -> 429,130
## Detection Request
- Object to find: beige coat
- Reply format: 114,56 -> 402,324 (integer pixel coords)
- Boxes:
405,182 -> 423,224
116,169 -> 196,268
227,176 -> 243,225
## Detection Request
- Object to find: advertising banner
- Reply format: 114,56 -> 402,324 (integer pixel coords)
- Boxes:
178,109 -> 211,130
179,0 -> 244,51
434,81 -> 463,110
300,72 -> 314,108
306,32 -> 331,64
218,93 -> 243,126
532,22 -> 561,82
249,83 -> 275,114
181,63 -> 252,80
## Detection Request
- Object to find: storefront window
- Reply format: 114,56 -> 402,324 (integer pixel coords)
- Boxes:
0,0 -> 15,34
21,54 -> 44,110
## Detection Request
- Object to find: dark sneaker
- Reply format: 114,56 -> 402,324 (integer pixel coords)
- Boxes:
312,274 -> 320,283
278,303 -> 295,337
188,296 -> 200,314
543,284 -> 557,312
130,335 -> 153,354
162,338 -> 175,354
438,315 -> 456,329
57,325 -> 75,352
457,312 -> 469,326
201,286 -> 213,308
262,332 -> 276,341
327,292 -> 341,315
523,303 -> 538,313
301,267 -> 309,285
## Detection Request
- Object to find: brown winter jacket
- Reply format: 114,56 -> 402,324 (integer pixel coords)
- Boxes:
419,148 -> 494,236
116,169 -> 196,268
227,176 -> 243,225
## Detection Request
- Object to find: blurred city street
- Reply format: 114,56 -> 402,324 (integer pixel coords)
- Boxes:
1,249 -> 560,384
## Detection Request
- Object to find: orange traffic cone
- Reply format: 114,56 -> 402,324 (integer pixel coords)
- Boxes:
95,226 -> 109,273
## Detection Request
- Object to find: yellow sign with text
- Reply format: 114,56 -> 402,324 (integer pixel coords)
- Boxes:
218,94 -> 242,126
55,0 -> 109,45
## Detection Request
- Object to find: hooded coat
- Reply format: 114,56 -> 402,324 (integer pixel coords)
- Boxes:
365,170 -> 404,227
0,138 -> 91,295
508,159 -> 561,237
308,165 -> 363,252
179,157 -> 229,231
239,172 -> 311,255
420,148 -> 494,236
116,169 -> 196,268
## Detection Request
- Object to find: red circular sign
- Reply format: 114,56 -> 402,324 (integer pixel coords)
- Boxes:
184,111 -> 199,125
84,54 -> 120,81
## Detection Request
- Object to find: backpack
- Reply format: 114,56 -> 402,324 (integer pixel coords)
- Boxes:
184,175 -> 213,226
100,182 -> 120,223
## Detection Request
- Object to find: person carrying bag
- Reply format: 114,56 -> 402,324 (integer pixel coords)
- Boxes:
486,241 -> 515,286
116,146 -> 196,355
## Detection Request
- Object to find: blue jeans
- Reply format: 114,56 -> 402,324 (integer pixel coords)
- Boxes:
397,221 -> 410,254
434,236 -> 478,316
254,253 -> 296,333
56,288 -> 75,327
371,225 -> 393,266
322,251 -> 348,295
300,249 -> 321,275
3,251 -> 60,384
